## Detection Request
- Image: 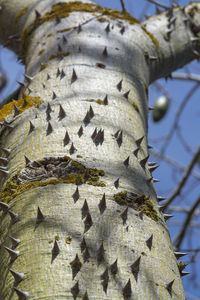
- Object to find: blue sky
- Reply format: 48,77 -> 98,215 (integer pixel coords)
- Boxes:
0,0 -> 199,299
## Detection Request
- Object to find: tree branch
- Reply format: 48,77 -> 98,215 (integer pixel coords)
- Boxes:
171,72 -> 200,83
173,196 -> 200,250
165,147 -> 200,208
147,0 -> 169,9
120,0 -> 126,12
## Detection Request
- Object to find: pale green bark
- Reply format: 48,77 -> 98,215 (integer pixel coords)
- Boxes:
0,0 -> 199,299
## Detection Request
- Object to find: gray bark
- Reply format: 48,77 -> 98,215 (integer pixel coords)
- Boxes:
0,0 -> 199,299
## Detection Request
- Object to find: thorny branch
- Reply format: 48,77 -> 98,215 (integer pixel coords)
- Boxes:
173,197 -> 200,250
165,147 -> 200,208
147,0 -> 169,9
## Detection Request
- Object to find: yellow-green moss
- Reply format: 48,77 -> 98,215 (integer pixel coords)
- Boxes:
49,51 -> 70,60
0,96 -> 43,122
133,102 -> 139,113
113,192 -> 160,222
57,28 -> 72,33
66,236 -> 72,244
21,2 -> 139,57
141,24 -> 159,48
178,261 -> 187,273
0,157 -> 105,204
15,7 -> 28,22
97,17 -> 108,23
96,99 -> 106,105
38,49 -> 45,55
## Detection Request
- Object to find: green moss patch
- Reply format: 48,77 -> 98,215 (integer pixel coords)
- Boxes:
1,156 -> 105,204
113,191 -> 160,222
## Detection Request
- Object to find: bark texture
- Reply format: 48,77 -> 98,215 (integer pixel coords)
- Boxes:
0,0 -> 199,299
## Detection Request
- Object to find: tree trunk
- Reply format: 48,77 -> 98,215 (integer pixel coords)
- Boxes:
0,0 -> 199,299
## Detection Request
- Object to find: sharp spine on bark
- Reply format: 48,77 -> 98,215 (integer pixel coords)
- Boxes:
14,287 -> 29,300
80,238 -> 87,252
0,168 -> 9,176
14,105 -> 20,117
123,156 -> 129,167
89,105 -> 94,119
58,44 -> 62,53
110,259 -> 118,275
114,130 -> 120,138
158,205 -> 167,213
91,128 -> 97,140
52,91 -> 57,100
149,165 -> 159,172
146,234 -> 153,250
62,35 -> 67,44
181,272 -> 190,277
35,9 -> 41,19
122,279 -> 132,298
78,126 -> 83,137
123,90 -> 130,99
69,143 -> 76,155
83,111 -> 91,126
104,95 -> 108,105
97,243 -> 104,264
46,103 -> 52,113
98,193 -> 106,214
4,246 -> 19,262
77,24 -> 82,33
174,252 -> 187,259
135,136 -> 144,148
71,281 -> 79,299
116,131 -> 123,147
83,247 -> 90,262
28,121 -> 35,134
60,69 -> 66,80
24,155 -> 31,166
2,121 -> 14,129
116,80 -> 122,91
121,207 -> 128,225
0,147 -> 11,156
133,148 -> 139,158
63,130 -> 70,146
164,214 -> 173,221
46,111 -> 51,121
0,157 -> 8,165
70,254 -> 82,279
148,106 -> 154,110
102,46 -> 108,57
56,68 -> 61,78
17,80 -> 25,88
120,26 -> 125,35
105,24 -> 110,33
8,210 -> 19,224
36,206 -> 45,223
82,291 -> 89,300
58,104 -> 66,120
100,268 -> 109,293
9,236 -> 20,248
0,201 -> 10,212
153,178 -> 159,183
24,74 -> 33,83
9,269 -> 24,284
72,187 -> 80,203
46,122 -> 53,135
52,240 -> 60,255
71,69 -> 78,84
81,200 -> 89,219
114,178 -> 119,189
139,155 -> 149,169
166,279 -> 174,297
131,256 -> 141,282
84,212 -> 93,233
138,211 -> 144,220
55,15 -> 61,24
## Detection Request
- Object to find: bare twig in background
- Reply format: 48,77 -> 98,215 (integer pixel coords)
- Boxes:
165,148 -> 200,208
120,0 -> 126,12
169,206 -> 200,216
159,82 -> 200,155
150,148 -> 200,180
172,72 -> 200,83
173,197 -> 200,249
147,0 -> 169,9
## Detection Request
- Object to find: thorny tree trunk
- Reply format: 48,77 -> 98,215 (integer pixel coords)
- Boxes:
0,0 -> 199,299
